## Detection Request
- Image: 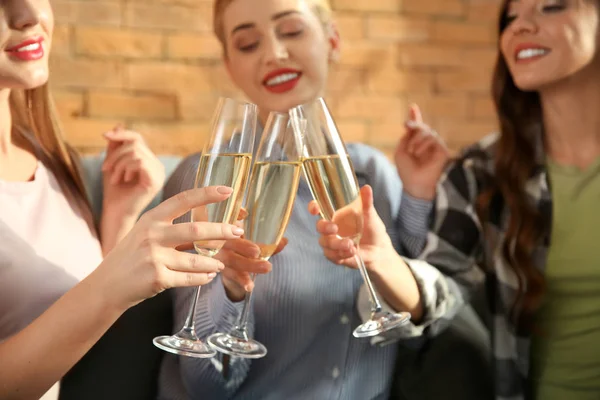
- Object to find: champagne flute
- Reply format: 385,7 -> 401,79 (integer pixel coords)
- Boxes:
289,98 -> 411,338
153,97 -> 257,357
207,112 -> 303,358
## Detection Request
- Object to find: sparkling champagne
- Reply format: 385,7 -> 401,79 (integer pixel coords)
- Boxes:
302,155 -> 363,242
192,153 -> 252,256
244,161 -> 302,260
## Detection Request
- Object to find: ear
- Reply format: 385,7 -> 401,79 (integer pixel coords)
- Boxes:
326,21 -> 341,63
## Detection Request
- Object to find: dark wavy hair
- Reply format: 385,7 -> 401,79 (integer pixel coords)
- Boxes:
477,0 -> 547,334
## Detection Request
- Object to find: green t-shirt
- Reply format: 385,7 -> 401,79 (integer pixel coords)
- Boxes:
532,158 -> 600,399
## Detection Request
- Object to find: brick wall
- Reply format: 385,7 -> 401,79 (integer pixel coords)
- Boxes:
50,0 -> 501,157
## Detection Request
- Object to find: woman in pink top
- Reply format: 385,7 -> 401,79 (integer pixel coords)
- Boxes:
0,1 -> 243,399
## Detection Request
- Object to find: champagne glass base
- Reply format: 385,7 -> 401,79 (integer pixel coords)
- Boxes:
153,335 -> 216,358
352,311 -> 411,338
208,333 -> 267,359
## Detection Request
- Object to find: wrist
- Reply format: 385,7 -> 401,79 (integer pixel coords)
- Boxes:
222,277 -> 246,302
403,185 -> 435,201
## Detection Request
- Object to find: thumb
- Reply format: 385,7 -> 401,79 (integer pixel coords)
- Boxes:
360,185 -> 375,218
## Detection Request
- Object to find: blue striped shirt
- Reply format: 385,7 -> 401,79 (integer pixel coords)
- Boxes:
158,143 -> 430,400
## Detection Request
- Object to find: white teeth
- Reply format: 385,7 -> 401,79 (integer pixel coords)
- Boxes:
16,43 -> 40,52
517,48 -> 548,60
266,73 -> 299,86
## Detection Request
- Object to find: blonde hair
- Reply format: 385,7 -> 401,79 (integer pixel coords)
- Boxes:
213,0 -> 333,49
10,84 -> 95,230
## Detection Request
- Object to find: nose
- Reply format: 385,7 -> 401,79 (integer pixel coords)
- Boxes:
5,0 -> 40,31
507,10 -> 538,35
263,34 -> 289,64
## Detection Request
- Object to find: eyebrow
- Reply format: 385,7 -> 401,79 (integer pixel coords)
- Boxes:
230,10 -> 301,36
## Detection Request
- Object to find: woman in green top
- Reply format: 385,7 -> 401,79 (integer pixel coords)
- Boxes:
313,0 -> 600,398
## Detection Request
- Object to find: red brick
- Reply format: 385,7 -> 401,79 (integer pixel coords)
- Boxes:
126,63 -> 213,92
468,0 -> 502,22
397,44 -> 465,68
470,94 -> 496,119
53,1 -> 122,25
167,34 -> 222,60
88,91 -> 177,120
130,122 -> 211,153
335,120 -> 369,143
403,0 -> 465,17
339,41 -> 396,67
52,90 -> 85,120
52,25 -> 71,56
178,94 -> 222,122
435,67 -> 492,92
367,16 -> 431,42
124,3 -> 212,31
332,0 -> 401,12
367,67 -> 434,94
335,14 -> 366,41
75,27 -> 162,58
50,57 -> 123,89
327,66 -> 365,94
332,95 -> 406,122
432,21 -> 497,45
407,94 -> 469,120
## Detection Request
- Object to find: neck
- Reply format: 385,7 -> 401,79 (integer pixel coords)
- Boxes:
541,64 -> 600,168
0,89 -> 13,156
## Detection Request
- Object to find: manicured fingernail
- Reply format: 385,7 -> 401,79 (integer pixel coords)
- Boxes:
207,272 -> 217,279
232,227 -> 244,236
217,186 -> 233,194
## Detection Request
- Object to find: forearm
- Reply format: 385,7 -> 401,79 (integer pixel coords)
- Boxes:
100,208 -> 138,255
0,273 -> 124,400
368,251 -> 424,322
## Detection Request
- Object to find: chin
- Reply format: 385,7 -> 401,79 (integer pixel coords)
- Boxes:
512,76 -> 548,92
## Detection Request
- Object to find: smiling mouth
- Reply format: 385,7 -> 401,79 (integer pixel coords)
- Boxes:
515,48 -> 550,61
264,72 -> 300,87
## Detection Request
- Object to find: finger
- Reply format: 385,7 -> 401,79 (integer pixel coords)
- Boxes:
145,186 -> 234,222
316,219 -> 338,235
161,248 -> 225,273
123,162 -> 140,183
102,142 -> 135,172
175,242 -> 194,251
308,200 -> 320,216
104,128 -> 143,144
273,237 -> 288,255
163,270 -> 218,289
222,238 -> 261,259
159,221 -> 244,247
413,137 -> 440,158
111,158 -> 141,185
408,103 -> 423,124
215,248 -> 272,274
222,269 -> 254,292
323,248 -> 356,266
407,131 -> 432,154
237,208 -> 248,220
318,234 -> 353,251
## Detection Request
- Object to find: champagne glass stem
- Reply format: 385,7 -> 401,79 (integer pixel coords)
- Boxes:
179,286 -> 201,338
230,273 -> 257,339
354,251 -> 382,314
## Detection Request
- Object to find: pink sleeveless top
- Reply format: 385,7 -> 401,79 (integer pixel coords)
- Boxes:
0,161 -> 103,399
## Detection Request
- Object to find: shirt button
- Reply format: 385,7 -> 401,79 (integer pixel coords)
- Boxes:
332,367 -> 340,379
340,314 -> 350,325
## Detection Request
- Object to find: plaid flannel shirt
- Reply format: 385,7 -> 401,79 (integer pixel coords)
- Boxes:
388,132 -> 551,400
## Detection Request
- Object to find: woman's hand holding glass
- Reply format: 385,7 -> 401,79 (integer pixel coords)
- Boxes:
216,236 -> 287,301
308,185 -> 395,273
